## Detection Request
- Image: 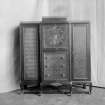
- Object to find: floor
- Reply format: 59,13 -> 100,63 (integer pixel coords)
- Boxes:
0,87 -> 105,105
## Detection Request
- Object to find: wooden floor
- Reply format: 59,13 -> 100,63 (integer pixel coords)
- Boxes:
0,87 -> 105,105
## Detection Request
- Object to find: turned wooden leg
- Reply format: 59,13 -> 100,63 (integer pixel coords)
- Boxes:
64,84 -> 71,96
89,82 -> 92,94
20,83 -> 24,94
68,82 -> 72,96
83,83 -> 86,89
39,83 -> 43,96
66,84 -> 71,96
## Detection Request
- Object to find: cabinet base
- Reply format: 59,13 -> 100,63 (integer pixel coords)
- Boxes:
20,81 -> 92,95
39,82 -> 71,96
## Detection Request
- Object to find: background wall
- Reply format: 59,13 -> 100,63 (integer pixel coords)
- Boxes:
0,0 -> 44,93
96,0 -> 105,87
0,0 -> 104,93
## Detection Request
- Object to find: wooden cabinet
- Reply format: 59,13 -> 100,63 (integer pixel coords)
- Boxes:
20,18 -> 92,95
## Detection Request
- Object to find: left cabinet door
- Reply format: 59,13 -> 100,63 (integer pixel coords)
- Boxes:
20,23 -> 39,89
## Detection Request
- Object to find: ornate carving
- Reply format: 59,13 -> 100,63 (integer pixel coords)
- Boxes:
43,24 -> 67,48
44,53 -> 67,80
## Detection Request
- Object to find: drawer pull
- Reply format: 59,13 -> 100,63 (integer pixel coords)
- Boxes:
61,73 -> 65,77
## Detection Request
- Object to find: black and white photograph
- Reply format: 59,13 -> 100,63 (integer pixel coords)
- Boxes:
0,0 -> 105,105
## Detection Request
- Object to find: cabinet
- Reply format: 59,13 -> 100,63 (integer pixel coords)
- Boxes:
20,18 -> 92,95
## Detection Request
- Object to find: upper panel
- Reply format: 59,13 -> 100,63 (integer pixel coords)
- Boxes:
41,23 -> 69,49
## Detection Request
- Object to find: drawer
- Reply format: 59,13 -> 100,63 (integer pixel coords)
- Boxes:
43,52 -> 68,80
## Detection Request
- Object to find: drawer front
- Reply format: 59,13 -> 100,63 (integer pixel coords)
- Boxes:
22,26 -> 38,80
43,52 -> 68,80
42,24 -> 68,49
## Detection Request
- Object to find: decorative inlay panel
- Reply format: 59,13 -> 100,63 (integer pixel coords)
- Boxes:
42,24 -> 68,48
44,52 -> 68,80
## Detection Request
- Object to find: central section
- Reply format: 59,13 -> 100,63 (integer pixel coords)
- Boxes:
40,18 -> 70,94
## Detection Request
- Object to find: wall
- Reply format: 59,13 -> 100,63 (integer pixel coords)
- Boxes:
96,0 -> 105,87
0,0 -> 46,93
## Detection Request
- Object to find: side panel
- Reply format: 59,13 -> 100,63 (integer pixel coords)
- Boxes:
71,23 -> 90,81
20,23 -> 39,81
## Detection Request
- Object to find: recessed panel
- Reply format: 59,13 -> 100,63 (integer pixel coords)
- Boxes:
23,26 -> 38,80
72,24 -> 88,80
44,52 -> 68,80
42,24 -> 68,48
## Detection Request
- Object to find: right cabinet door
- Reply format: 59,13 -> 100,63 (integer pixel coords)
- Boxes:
71,23 -> 91,81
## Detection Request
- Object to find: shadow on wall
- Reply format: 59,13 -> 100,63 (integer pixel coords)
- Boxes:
13,27 -> 20,87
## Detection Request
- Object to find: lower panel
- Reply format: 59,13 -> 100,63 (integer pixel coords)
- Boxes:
43,52 -> 69,81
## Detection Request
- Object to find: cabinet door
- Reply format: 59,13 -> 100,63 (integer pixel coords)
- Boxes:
43,52 -> 69,81
71,23 -> 91,81
20,24 -> 39,81
41,24 -> 68,49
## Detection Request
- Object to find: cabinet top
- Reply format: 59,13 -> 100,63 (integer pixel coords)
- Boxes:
20,17 -> 90,25
42,17 -> 68,23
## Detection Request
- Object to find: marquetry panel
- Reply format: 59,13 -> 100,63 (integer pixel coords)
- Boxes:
43,52 -> 68,80
42,24 -> 68,49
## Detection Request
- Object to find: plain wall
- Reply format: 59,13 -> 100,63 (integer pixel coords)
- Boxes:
0,0 -> 45,93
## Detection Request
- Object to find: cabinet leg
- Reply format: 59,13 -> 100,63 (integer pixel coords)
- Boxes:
83,83 -> 86,89
70,82 -> 72,95
39,83 -> 43,96
67,82 -> 72,96
64,84 -> 70,95
20,83 -> 24,94
89,82 -> 92,94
